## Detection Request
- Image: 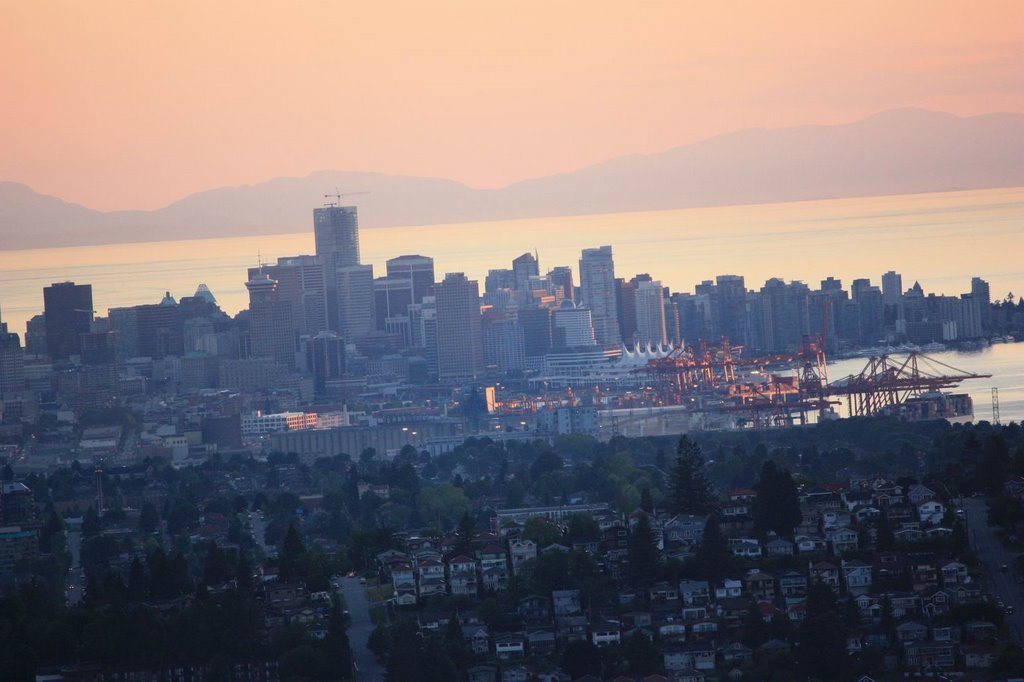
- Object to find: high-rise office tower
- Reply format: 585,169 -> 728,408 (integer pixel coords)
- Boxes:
435,273 -> 483,382
578,246 -> 621,347
334,264 -> 375,340
245,273 -> 296,369
0,310 -> 25,397
485,268 -> 516,294
512,252 -> 540,292
481,309 -> 525,372
43,282 -> 93,360
547,266 -> 575,302
249,256 -> 327,336
386,255 -> 435,304
408,296 -> 438,376
307,331 -> 345,396
713,275 -> 747,343
373,276 -> 413,338
314,206 -> 360,268
551,301 -> 597,348
881,271 -> 903,307
634,280 -> 668,346
518,306 -> 553,361
971,277 -> 991,331
616,278 -> 638,344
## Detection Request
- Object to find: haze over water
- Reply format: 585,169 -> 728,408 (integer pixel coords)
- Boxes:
1,186 -> 1023,421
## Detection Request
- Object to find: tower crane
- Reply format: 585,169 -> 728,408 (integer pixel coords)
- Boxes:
323,188 -> 370,207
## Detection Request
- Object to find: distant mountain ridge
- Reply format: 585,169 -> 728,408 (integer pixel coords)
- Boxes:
2,108 -> 1023,249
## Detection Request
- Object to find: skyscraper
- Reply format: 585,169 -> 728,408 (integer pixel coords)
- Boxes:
547,266 -> 575,302
634,280 -> 668,346
551,301 -> 597,348
971,277 -> 991,331
386,255 -> 435,304
43,282 -> 93,360
881,271 -> 903,307
578,246 -> 621,348
334,264 -> 375,340
0,311 -> 25,397
313,205 -> 360,268
435,273 -> 483,382
307,331 -> 345,396
512,252 -> 540,291
245,273 -> 296,369
713,275 -> 747,343
249,256 -> 327,336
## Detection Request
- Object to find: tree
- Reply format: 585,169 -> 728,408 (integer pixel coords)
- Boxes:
203,542 -> 234,585
753,460 -> 802,538
639,487 -> 654,513
694,514 -> 730,582
416,484 -> 470,530
82,506 -> 101,539
522,516 -> 563,547
797,611 -> 847,680
138,501 -> 160,534
622,631 -> 661,675
562,640 -> 601,680
627,515 -> 660,587
529,450 -> 564,481
671,436 -> 717,515
278,523 -> 307,582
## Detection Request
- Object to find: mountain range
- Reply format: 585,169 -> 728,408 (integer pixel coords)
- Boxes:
2,108 -> 1022,250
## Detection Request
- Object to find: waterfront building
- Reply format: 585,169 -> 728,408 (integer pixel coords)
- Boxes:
551,301 -> 597,349
579,245 -> 621,347
334,264 -> 375,340
635,279 -> 668,347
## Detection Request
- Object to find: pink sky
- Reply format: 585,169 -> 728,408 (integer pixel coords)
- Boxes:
2,1 -> 1022,211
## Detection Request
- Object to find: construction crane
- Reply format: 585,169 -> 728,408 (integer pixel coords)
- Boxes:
323,188 -> 370,207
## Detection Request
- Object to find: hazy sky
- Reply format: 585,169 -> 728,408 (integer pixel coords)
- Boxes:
2,1 -> 1021,211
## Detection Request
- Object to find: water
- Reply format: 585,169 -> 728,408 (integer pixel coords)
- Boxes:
826,342 -> 1024,424
1,186 -> 1022,419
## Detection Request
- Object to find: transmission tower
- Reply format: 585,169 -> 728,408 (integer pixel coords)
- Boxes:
992,387 -> 1001,424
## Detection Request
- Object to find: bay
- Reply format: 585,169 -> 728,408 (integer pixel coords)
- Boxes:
1,186 -> 1023,421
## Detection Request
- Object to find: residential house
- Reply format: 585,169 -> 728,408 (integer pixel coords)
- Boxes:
679,579 -> 711,606
917,500 -> 945,526
508,539 -> 536,576
825,527 -> 858,555
494,633 -> 525,661
552,589 -> 581,616
809,562 -> 840,590
744,571 -> 775,602
841,560 -> 872,596
590,619 -> 622,646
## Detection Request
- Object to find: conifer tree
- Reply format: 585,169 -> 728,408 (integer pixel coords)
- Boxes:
671,436 -> 717,515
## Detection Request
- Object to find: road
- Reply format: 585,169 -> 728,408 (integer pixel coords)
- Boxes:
962,497 -> 1024,642
65,529 -> 84,605
338,577 -> 386,682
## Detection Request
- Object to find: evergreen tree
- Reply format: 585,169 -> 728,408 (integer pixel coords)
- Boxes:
639,487 -> 654,513
627,515 -> 660,587
694,514 -> 731,582
753,460 -> 802,538
82,506 -> 101,539
138,501 -> 160,534
671,436 -> 717,515
279,523 -> 307,582
622,630 -> 661,675
203,542 -> 233,585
